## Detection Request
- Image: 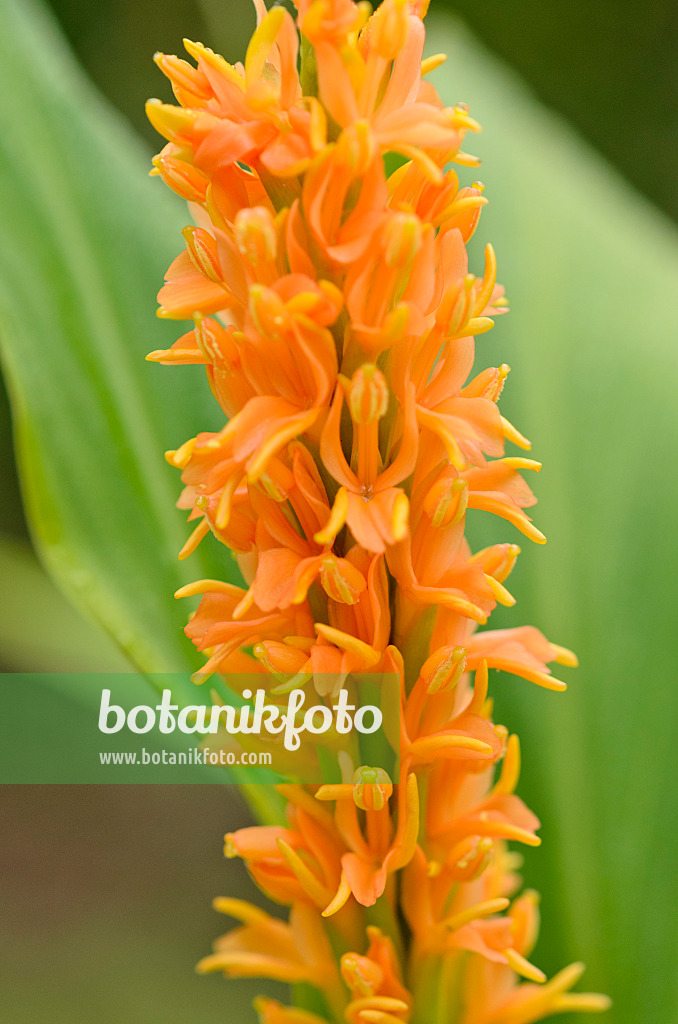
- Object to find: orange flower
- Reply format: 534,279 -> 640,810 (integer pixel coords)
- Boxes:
316,368 -> 418,553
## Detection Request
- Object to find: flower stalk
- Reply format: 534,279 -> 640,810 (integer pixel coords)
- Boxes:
146,1 -> 610,1020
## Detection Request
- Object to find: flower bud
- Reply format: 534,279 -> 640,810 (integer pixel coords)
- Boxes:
253,641 -> 308,677
234,206 -> 277,265
348,365 -> 389,424
340,952 -> 383,997
421,645 -> 467,693
182,226 -> 223,282
424,468 -> 468,527
320,555 -> 367,605
353,766 -> 393,811
193,313 -> 230,363
153,156 -> 209,203
463,363 -> 510,401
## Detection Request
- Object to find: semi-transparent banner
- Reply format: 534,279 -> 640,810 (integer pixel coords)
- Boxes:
0,673 -> 400,784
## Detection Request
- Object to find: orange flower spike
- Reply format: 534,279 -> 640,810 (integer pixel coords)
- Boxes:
147,3 -> 609,1020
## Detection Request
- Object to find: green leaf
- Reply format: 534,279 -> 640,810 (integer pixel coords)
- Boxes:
429,16 -> 678,1023
0,0 -> 239,675
0,533 -> 129,673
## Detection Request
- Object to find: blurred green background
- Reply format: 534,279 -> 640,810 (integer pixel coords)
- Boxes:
1,0 -> 677,1022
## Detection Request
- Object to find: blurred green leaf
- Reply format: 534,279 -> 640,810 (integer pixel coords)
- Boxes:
0,533 -> 130,672
0,0 -> 240,675
429,15 -> 678,1023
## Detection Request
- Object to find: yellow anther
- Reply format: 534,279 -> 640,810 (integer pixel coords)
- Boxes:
314,487 -> 349,546
474,242 -> 498,316
504,948 -> 547,984
348,365 -> 390,424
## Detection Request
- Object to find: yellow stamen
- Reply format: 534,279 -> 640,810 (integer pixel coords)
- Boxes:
504,947 -> 547,983
552,643 -> 579,667
493,734 -> 521,796
473,243 -> 497,316
485,573 -> 516,607
322,871 -> 352,917
174,578 -> 242,599
501,415 -> 532,450
421,53 -> 447,75
409,733 -> 493,757
276,838 -> 331,908
211,897 -> 268,923
313,624 -> 381,668
166,436 -> 196,468
178,518 -> 210,560
314,487 -> 349,545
